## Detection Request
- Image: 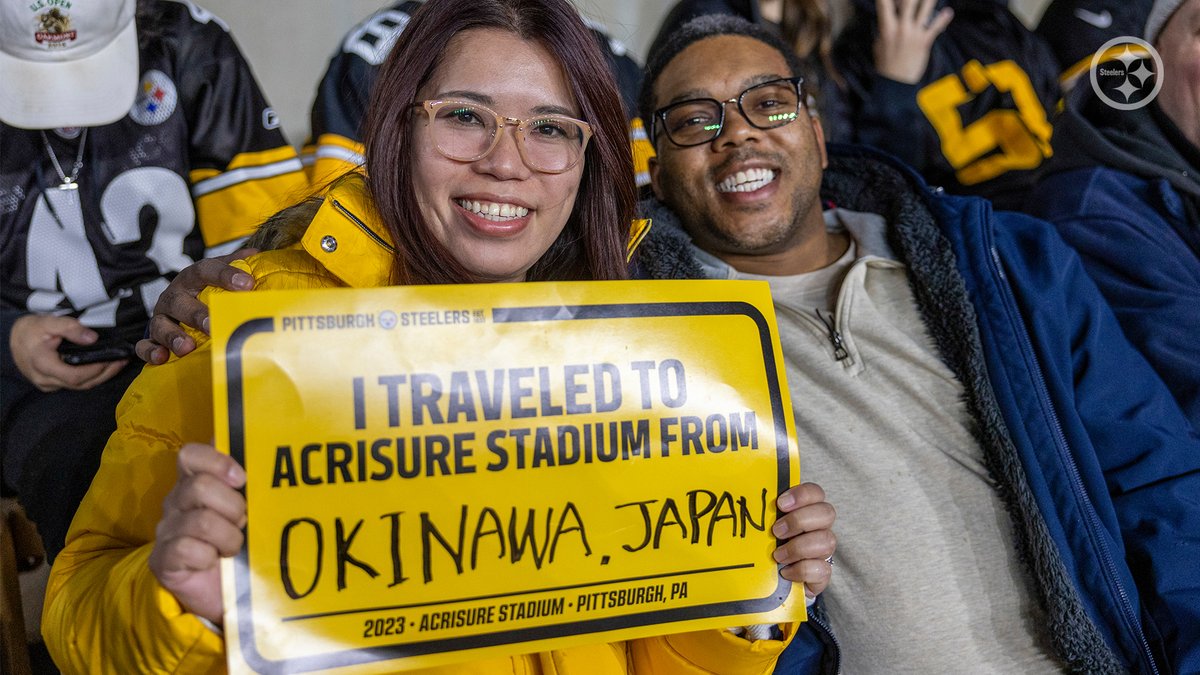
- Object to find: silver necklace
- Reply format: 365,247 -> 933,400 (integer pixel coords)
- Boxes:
39,128 -> 88,190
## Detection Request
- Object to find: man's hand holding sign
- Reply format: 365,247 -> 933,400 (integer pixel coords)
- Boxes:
192,280 -> 829,673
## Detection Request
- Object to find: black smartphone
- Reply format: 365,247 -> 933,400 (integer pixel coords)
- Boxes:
58,335 -> 137,365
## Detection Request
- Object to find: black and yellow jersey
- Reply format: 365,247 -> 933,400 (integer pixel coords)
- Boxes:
0,0 -> 307,337
834,0 -> 1061,210
1035,0 -> 1154,89
303,1 -> 651,187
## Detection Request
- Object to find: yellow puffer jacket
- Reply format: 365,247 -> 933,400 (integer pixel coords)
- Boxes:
43,176 -> 796,674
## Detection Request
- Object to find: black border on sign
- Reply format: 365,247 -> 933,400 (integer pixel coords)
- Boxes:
226,301 -> 792,674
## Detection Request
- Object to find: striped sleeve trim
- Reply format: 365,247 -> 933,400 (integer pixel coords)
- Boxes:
301,142 -> 366,168
316,144 -> 365,166
191,157 -> 305,198
300,143 -> 317,167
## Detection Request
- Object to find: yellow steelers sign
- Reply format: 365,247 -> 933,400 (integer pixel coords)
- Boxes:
211,280 -> 803,674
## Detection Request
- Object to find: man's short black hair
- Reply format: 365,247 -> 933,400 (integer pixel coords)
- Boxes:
637,15 -> 806,145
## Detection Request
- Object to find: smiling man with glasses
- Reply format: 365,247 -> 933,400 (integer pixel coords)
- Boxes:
632,14 -> 1200,675
643,33 -> 834,282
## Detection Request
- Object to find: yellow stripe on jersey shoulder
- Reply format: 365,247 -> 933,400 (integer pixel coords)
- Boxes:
314,133 -> 366,155
227,146 -> 300,170
309,133 -> 367,189
195,172 -> 310,247
191,167 -> 220,183
193,144 -> 310,248
188,146 -> 306,188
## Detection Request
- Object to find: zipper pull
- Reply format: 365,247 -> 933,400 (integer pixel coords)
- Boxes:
816,308 -> 849,361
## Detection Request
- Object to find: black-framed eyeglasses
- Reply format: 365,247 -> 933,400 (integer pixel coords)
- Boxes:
417,99 -> 592,174
652,77 -> 805,148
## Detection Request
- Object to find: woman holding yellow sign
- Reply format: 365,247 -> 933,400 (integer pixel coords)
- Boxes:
43,0 -> 836,672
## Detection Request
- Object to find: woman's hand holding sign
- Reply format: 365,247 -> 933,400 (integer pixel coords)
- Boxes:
773,482 -> 836,597
149,442 -> 247,624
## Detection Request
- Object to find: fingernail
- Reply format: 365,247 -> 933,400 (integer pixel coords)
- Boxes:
772,547 -> 786,563
229,463 -> 246,484
772,520 -> 790,538
171,337 -> 186,353
777,492 -> 795,510
80,330 -> 99,344
203,316 -> 211,333
233,272 -> 253,289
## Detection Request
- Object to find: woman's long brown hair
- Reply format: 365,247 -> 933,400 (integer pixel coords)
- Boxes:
362,0 -> 634,284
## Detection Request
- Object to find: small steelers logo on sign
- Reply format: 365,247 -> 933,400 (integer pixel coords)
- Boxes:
129,70 -> 178,126
379,310 -> 398,330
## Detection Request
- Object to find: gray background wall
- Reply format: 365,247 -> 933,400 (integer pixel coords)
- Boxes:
197,0 -> 1052,146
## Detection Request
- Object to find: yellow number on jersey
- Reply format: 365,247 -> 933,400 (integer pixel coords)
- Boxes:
917,59 -> 1053,185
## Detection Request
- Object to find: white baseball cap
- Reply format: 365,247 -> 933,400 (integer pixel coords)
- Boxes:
0,0 -> 139,129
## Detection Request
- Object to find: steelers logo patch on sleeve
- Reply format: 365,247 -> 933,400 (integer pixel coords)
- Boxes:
129,70 -> 178,126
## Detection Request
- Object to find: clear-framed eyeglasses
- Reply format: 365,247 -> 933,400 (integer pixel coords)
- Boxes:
652,77 -> 805,148
418,99 -> 592,174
